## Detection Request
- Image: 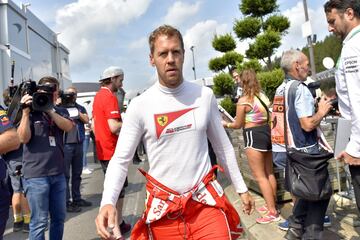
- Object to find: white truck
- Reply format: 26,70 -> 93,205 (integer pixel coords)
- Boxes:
0,0 -> 71,104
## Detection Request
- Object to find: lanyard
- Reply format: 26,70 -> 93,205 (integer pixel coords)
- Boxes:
43,112 -> 55,136
336,28 -> 360,68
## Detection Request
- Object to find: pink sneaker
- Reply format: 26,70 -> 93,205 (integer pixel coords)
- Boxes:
256,205 -> 268,214
256,212 -> 281,224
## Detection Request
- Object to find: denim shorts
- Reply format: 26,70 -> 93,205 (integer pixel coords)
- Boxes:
7,160 -> 23,193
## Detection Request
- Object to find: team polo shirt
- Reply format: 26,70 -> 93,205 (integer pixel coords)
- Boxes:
22,107 -> 70,179
0,105 -> 14,181
93,87 -> 121,160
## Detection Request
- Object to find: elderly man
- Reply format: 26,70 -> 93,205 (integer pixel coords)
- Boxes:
273,49 -> 333,240
95,25 -> 254,240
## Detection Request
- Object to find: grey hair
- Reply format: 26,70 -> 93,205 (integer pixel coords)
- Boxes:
280,49 -> 304,74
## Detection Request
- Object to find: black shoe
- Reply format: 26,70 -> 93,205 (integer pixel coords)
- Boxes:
73,199 -> 92,207
119,220 -> 131,235
66,202 -> 82,213
284,227 -> 303,240
22,222 -> 29,233
13,221 -> 23,232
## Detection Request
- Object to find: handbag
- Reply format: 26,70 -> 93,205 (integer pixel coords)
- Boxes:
284,80 -> 333,201
284,147 -> 333,201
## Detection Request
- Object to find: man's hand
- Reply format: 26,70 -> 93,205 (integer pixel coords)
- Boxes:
239,191 -> 255,215
317,96 -> 333,117
20,94 -> 32,115
95,204 -> 122,240
336,151 -> 360,166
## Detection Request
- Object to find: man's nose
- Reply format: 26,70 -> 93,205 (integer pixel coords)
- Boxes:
328,25 -> 334,32
167,52 -> 175,63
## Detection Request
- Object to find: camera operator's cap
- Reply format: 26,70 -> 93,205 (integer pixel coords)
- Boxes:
99,66 -> 124,82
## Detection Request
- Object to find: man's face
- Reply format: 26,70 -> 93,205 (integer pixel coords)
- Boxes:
297,55 -> 310,81
150,35 -> 184,88
326,8 -> 350,40
114,75 -> 124,89
232,71 -> 242,86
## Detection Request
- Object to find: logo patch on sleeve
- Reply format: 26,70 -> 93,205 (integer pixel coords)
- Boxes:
154,108 -> 196,139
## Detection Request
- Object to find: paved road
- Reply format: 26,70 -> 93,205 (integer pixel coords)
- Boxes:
4,158 -> 148,240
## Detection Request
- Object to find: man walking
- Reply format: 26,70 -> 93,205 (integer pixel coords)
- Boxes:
95,25 -> 254,240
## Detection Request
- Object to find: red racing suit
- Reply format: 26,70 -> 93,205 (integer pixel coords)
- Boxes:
131,166 -> 243,240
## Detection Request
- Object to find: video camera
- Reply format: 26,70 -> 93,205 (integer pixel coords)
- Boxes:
7,80 -> 56,125
307,79 -> 338,115
59,90 -> 76,108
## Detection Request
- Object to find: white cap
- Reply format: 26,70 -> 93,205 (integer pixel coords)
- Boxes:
99,66 -> 123,82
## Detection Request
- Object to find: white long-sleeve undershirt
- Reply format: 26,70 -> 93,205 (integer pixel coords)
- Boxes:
100,80 -> 248,207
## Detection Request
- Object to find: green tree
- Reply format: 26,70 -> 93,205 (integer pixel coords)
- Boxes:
302,35 -> 342,73
234,0 -> 290,70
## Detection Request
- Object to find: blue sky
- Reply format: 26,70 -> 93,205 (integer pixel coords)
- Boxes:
13,0 -> 330,97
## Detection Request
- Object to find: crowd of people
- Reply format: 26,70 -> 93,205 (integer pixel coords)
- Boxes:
1,0 -> 360,240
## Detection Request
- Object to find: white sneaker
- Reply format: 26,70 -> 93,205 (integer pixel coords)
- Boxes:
82,168 -> 92,175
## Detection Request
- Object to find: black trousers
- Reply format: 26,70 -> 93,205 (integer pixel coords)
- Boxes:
0,180 -> 10,240
349,165 -> 360,212
288,198 -> 330,240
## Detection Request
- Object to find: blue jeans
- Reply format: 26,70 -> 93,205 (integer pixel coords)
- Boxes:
64,143 -> 83,203
82,134 -> 90,168
24,174 -> 66,240
273,151 -> 287,169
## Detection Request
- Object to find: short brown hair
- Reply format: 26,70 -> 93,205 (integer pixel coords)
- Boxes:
324,0 -> 360,18
38,76 -> 59,89
148,25 -> 184,54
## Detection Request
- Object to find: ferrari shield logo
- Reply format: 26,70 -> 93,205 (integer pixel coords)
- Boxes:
157,115 -> 168,127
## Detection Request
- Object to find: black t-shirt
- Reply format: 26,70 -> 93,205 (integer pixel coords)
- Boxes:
0,105 -> 14,180
22,107 -> 70,179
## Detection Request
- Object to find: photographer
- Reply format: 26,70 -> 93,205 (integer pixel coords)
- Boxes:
17,76 -> 73,239
60,86 -> 92,212
0,105 -> 20,240
2,88 -> 31,233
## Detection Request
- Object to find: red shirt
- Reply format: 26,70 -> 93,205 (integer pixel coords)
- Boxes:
92,87 -> 121,160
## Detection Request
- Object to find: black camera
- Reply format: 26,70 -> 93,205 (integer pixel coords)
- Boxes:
59,91 -> 76,108
21,81 -> 56,112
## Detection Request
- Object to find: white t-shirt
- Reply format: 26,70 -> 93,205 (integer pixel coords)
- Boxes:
100,80 -> 248,207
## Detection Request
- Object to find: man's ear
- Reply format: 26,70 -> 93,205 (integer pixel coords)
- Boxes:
345,8 -> 355,20
149,54 -> 155,67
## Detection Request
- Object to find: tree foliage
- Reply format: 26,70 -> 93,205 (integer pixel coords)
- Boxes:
220,97 -> 237,117
212,72 -> 235,96
212,34 -> 237,53
236,59 -> 262,73
233,17 -> 261,40
302,34 -> 342,73
257,68 -> 284,101
239,0 -> 278,18
264,15 -> 290,34
235,0 -> 289,70
208,57 -> 228,72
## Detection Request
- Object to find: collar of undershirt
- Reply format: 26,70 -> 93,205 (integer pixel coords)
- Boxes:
156,80 -> 185,95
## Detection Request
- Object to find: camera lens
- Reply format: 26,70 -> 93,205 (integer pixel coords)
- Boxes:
35,94 -> 49,106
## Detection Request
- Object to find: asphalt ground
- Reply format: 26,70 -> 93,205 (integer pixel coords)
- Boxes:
3,152 -> 360,240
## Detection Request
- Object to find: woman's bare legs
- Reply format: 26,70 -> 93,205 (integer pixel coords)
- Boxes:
246,148 -> 277,214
